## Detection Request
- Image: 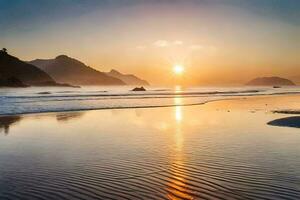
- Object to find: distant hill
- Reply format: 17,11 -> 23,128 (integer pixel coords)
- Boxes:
30,55 -> 125,86
106,69 -> 149,86
246,77 -> 296,86
0,77 -> 28,87
0,50 -> 67,87
288,75 -> 300,85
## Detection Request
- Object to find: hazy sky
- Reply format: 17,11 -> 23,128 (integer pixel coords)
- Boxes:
1,0 -> 300,85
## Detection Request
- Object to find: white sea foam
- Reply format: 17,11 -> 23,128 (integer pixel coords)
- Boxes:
0,86 -> 300,115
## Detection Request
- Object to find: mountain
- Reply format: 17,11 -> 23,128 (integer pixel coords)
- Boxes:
30,55 -> 125,86
0,50 -> 68,87
106,69 -> 149,86
0,77 -> 28,87
246,77 -> 296,86
288,75 -> 300,85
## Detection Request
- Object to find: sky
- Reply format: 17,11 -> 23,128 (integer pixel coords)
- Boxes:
1,0 -> 300,85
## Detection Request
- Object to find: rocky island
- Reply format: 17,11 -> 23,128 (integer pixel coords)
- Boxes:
246,77 -> 296,86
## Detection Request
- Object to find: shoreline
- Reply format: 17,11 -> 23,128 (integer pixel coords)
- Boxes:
1,93 -> 300,118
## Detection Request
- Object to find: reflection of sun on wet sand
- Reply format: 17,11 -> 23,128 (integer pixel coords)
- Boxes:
165,95 -> 300,199
1,95 -> 300,199
166,97 -> 194,200
174,97 -> 183,151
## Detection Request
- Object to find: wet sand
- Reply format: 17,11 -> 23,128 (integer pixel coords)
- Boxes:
0,95 -> 300,199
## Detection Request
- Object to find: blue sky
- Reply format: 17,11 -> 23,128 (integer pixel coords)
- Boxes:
1,0 -> 299,31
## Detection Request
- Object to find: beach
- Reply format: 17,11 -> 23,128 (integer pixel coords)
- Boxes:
0,94 -> 300,199
2,1 -> 300,199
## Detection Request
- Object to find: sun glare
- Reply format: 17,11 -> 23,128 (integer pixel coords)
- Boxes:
173,65 -> 184,75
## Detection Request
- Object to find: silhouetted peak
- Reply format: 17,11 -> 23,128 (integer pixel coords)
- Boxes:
30,56 -> 126,85
54,55 -> 88,67
109,69 -> 137,78
106,69 -> 149,85
110,69 -> 121,75
55,55 -> 69,60
0,48 -> 8,55
0,52 -> 66,87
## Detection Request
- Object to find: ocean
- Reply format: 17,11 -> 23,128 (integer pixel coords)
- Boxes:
1,86 -> 300,115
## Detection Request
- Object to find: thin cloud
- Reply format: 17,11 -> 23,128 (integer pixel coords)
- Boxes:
153,40 -> 169,47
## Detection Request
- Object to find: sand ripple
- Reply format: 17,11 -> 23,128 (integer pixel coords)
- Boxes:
1,157 -> 300,199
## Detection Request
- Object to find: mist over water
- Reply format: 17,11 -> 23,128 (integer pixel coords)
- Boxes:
1,86 -> 300,115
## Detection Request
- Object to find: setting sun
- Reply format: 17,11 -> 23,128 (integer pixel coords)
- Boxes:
1,1 -> 300,199
173,65 -> 184,75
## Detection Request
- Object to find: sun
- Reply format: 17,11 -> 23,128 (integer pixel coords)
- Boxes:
173,65 -> 184,75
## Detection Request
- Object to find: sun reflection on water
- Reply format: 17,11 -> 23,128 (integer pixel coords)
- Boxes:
174,85 -> 182,93
174,97 -> 183,150
174,95 -> 182,122
166,97 -> 193,200
175,107 -> 182,122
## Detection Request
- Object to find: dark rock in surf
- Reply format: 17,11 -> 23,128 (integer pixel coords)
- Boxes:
132,86 -> 146,91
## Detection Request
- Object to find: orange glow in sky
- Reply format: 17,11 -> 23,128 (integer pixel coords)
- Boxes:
2,1 -> 300,86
